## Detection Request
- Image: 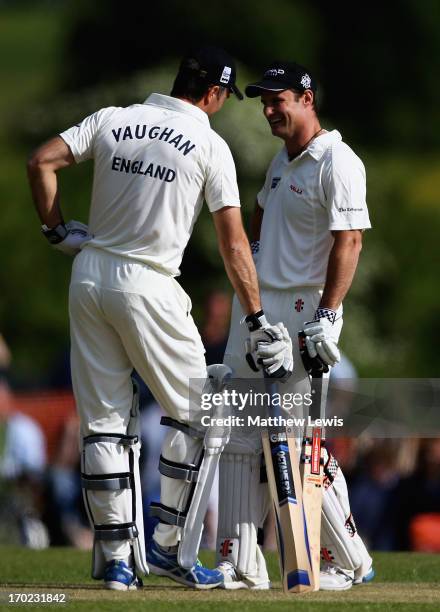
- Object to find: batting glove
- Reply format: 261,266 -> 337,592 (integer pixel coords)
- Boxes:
245,311 -> 293,381
42,220 -> 93,256
302,307 -> 341,368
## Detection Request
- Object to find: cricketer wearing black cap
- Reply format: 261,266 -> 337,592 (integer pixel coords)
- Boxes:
171,45 -> 243,102
245,62 -> 317,98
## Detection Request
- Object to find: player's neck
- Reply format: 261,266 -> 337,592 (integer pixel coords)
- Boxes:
285,122 -> 323,160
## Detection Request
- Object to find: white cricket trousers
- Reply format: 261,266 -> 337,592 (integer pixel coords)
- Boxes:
69,247 -> 207,435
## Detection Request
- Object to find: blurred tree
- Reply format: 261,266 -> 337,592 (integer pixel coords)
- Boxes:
61,0 -> 320,90
1,2 -> 440,382
314,0 -> 440,150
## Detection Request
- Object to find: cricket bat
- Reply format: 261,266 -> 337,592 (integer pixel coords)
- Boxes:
261,375 -> 314,593
298,332 -> 329,591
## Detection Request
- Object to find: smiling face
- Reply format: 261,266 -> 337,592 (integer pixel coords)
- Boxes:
261,89 -> 309,141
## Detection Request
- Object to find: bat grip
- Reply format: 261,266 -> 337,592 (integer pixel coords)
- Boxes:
298,331 -> 328,377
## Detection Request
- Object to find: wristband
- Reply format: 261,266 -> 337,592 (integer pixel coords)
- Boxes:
244,310 -> 267,332
250,240 -> 260,255
41,223 -> 68,245
314,307 -> 337,325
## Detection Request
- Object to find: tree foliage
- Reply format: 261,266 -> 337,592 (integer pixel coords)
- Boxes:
1,2 -> 439,382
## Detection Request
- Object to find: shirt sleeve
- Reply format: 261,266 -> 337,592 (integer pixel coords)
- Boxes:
204,135 -> 240,212
59,107 -> 115,163
320,143 -> 372,231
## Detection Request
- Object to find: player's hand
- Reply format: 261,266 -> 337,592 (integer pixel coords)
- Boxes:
256,322 -> 293,380
42,220 -> 93,256
302,309 -> 340,367
245,311 -> 293,381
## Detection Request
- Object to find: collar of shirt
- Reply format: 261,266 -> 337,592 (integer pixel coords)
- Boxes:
143,93 -> 210,127
283,129 -> 342,163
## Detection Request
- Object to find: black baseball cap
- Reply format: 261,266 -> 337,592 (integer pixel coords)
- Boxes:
178,46 -> 243,100
245,61 -> 317,98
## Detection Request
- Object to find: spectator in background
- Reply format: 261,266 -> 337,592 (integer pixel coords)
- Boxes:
46,414 -> 93,549
393,438 -> 440,551
0,334 -> 49,549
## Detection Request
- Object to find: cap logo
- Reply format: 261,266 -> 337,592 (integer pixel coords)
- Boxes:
220,66 -> 232,84
265,68 -> 285,77
300,73 -> 312,89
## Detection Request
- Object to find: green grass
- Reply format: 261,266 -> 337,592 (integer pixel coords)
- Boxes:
0,548 -> 439,611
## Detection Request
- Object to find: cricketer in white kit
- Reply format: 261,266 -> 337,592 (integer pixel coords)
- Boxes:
27,47 -> 293,591
216,62 -> 375,591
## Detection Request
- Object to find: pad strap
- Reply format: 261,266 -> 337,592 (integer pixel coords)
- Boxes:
158,455 -> 199,483
160,416 -> 204,439
95,522 -> 138,541
81,473 -> 132,491
149,502 -> 187,528
83,433 -> 138,446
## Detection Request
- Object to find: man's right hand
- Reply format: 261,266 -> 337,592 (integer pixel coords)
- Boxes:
244,311 -> 293,381
42,219 -> 93,256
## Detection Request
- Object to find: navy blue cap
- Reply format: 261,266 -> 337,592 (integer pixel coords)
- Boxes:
246,61 -> 317,98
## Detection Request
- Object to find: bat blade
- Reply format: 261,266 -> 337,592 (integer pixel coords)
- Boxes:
301,426 -> 324,590
262,428 -> 315,593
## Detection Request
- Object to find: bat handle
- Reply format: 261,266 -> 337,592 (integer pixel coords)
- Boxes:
298,331 -> 328,377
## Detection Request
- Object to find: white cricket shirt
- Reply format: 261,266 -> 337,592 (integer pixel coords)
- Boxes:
256,130 -> 371,289
60,94 -> 240,276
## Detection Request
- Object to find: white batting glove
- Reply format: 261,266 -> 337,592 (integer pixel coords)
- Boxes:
303,307 -> 341,367
245,311 -> 293,381
256,322 -> 293,377
42,220 -> 93,256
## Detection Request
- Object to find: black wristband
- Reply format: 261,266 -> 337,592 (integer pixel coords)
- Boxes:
250,240 -> 260,255
41,223 -> 68,245
244,310 -> 266,332
314,307 -> 337,325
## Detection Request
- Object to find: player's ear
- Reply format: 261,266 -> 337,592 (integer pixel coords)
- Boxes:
303,90 -> 314,107
202,85 -> 217,105
210,85 -> 221,100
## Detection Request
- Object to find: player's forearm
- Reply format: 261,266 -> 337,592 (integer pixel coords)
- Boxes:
27,137 -> 75,227
320,231 -> 363,310
27,160 -> 63,227
219,238 -> 261,315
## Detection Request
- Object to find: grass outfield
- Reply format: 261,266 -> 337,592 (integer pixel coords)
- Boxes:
0,548 -> 439,611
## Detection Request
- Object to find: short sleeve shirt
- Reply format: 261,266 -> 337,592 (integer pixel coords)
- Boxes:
256,130 -> 371,289
60,94 -> 240,276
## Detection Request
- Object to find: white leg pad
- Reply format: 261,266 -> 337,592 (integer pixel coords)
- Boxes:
321,451 -> 372,577
81,433 -> 148,579
216,451 -> 270,588
81,381 -> 148,579
151,427 -> 204,547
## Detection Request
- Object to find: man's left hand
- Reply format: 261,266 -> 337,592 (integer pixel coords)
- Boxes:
303,311 -> 340,367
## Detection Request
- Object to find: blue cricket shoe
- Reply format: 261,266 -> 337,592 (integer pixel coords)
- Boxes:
354,566 -> 375,585
146,539 -> 224,589
104,560 -> 142,591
